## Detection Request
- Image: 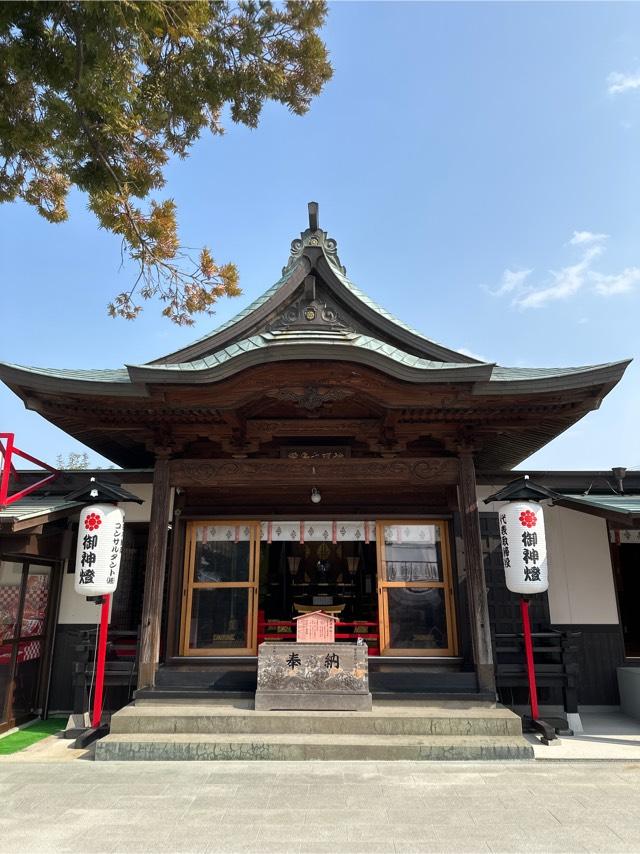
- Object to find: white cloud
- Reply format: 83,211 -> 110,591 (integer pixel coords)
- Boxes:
591,267 -> 640,296
514,245 -> 603,310
608,70 -> 640,95
488,231 -> 638,310
569,230 -> 608,246
490,268 -> 532,296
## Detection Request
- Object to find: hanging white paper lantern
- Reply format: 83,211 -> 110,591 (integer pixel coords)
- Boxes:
74,504 -> 125,596
498,501 -> 548,594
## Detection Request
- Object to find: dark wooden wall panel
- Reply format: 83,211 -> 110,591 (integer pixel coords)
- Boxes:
552,624 -> 625,705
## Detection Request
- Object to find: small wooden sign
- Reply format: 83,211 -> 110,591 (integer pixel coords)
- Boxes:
294,610 -> 338,643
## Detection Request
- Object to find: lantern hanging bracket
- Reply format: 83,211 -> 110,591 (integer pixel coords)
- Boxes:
64,477 -> 144,506
484,475 -> 560,505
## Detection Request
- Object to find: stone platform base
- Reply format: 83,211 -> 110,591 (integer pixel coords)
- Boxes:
95,699 -> 534,761
255,691 -> 372,711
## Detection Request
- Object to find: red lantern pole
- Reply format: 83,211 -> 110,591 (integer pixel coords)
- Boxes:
520,595 -> 539,721
92,594 -> 110,729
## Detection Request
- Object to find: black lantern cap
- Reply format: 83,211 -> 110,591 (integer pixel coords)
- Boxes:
484,475 -> 560,505
64,476 -> 144,506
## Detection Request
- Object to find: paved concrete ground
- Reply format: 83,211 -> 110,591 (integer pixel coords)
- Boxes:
526,709 -> 640,760
1,757 -> 640,853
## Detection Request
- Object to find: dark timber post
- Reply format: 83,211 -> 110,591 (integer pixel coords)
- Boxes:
458,449 -> 496,696
138,455 -> 172,690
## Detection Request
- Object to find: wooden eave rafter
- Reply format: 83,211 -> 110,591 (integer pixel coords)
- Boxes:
17,367 -> 609,470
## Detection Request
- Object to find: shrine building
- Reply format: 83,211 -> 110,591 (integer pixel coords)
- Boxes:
0,203 -> 638,747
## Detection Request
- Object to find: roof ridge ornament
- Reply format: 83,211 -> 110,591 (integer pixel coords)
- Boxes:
282,201 -> 347,277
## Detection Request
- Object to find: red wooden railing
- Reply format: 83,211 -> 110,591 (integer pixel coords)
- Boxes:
257,612 -> 380,655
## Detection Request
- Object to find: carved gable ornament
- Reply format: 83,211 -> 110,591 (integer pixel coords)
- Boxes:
282,228 -> 346,276
265,385 -> 354,411
270,293 -> 354,334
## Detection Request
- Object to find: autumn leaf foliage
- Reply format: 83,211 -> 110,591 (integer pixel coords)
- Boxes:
0,1 -> 332,323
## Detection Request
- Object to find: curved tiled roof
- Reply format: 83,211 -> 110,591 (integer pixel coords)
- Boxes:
0,207 -> 631,399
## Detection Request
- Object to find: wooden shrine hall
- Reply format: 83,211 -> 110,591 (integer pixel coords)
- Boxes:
0,202 -> 630,707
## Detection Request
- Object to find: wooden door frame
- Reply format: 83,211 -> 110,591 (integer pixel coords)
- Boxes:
180,521 -> 260,656
376,519 -> 458,657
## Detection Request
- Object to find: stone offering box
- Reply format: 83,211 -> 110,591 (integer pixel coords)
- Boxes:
255,641 -> 372,711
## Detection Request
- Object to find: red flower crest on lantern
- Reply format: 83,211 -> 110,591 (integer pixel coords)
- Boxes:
519,509 -> 537,528
84,512 -> 102,532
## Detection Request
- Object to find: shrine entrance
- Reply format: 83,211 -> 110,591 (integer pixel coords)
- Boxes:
179,519 -> 457,658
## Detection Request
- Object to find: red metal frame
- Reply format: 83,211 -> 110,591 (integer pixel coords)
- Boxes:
92,595 -> 110,728
520,596 -> 539,720
0,433 -> 59,508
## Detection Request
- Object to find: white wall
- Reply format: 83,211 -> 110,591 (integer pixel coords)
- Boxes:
57,571 -> 110,624
118,483 -> 153,523
478,486 -> 619,625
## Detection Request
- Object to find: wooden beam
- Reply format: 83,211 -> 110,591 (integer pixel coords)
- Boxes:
138,456 -> 172,689
169,457 -> 459,487
457,449 -> 496,696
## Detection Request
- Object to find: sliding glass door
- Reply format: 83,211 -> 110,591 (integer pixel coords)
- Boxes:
181,522 -> 260,656
376,521 -> 457,656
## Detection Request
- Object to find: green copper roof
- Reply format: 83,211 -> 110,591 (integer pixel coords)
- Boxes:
557,494 -> 640,516
0,364 -> 130,382
152,212 -> 482,366
129,328 -> 494,385
0,204 -> 631,395
0,498 -> 83,530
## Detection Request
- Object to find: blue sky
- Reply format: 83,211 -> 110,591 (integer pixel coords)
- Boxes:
1,1 -> 639,471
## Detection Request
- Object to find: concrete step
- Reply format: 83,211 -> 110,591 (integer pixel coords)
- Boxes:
95,732 -> 534,761
109,701 -> 524,737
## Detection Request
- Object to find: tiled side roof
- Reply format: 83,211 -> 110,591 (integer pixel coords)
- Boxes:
489,364 -> 616,381
0,498 -> 82,523
0,364 -> 130,382
559,494 -> 640,514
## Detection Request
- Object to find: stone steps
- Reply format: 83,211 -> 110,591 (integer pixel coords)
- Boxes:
95,701 -> 534,761
95,732 -> 534,762
109,703 -> 524,737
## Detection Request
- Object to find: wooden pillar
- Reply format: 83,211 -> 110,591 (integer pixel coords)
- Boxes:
138,455 -> 171,690
457,449 -> 496,696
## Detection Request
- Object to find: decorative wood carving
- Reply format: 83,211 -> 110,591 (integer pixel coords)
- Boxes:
269,292 -> 353,334
169,457 -> 459,487
265,386 -> 354,411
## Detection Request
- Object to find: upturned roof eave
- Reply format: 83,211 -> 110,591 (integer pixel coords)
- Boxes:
472,359 -> 632,396
0,363 -> 150,398
0,354 -> 630,399
127,345 -> 496,385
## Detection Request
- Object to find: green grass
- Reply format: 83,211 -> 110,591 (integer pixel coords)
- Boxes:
0,718 -> 67,755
